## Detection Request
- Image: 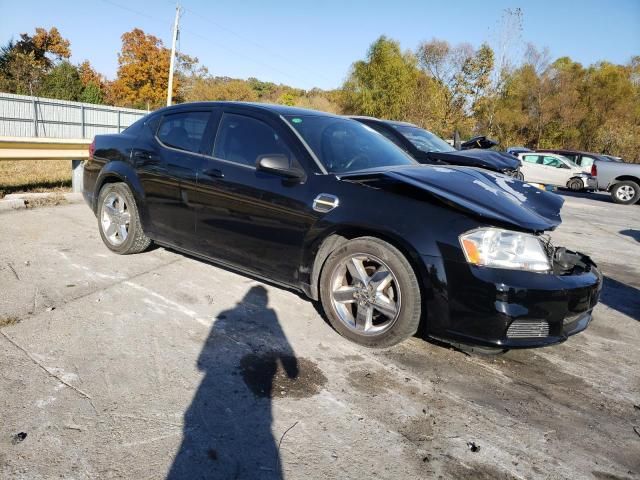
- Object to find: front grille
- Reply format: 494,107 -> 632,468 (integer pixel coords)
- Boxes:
506,320 -> 550,338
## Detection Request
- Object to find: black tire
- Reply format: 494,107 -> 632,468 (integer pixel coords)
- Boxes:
97,182 -> 151,254
514,171 -> 525,181
611,181 -> 640,205
319,236 -> 421,348
567,178 -> 583,191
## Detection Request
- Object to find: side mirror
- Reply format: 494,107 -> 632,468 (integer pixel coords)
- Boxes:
256,154 -> 305,181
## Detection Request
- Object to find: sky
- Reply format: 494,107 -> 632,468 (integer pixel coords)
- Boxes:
1,0 -> 639,90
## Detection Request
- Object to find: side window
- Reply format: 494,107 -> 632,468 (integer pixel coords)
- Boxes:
580,156 -> 595,168
157,111 -> 210,154
563,154 -> 578,163
522,155 -> 541,164
213,113 -> 293,167
542,156 -> 563,168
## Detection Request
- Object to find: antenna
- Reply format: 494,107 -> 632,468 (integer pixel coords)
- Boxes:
167,3 -> 182,106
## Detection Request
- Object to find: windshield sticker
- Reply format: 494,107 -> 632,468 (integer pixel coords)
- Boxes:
291,118 -> 302,124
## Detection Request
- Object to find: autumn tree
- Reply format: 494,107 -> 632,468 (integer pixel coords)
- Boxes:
185,76 -> 258,102
110,28 -> 198,109
0,27 -> 71,95
416,39 -> 494,136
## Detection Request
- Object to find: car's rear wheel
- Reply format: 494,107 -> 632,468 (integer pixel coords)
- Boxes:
567,178 -> 583,191
319,237 -> 421,348
97,182 -> 151,254
611,180 -> 640,205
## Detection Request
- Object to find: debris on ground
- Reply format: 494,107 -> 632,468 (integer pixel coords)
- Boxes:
634,426 -> 640,438
466,441 -> 481,452
0,316 -> 20,327
11,432 -> 27,445
6,263 -> 20,280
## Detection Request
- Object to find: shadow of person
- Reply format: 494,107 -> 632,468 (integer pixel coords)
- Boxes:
167,285 -> 298,480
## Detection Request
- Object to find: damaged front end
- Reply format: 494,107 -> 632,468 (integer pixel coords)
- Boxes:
340,165 -> 564,233
339,164 -> 601,349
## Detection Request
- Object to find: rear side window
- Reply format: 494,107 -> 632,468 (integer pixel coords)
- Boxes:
522,155 -> 541,164
213,113 -> 293,167
157,111 -> 210,154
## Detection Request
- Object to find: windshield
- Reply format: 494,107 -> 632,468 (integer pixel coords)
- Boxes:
392,125 -> 456,153
284,115 -> 415,173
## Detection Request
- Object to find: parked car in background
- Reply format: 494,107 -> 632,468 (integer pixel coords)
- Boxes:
536,149 -> 618,173
592,160 -> 640,205
460,135 -> 498,150
506,146 -> 533,156
83,102 -> 601,350
517,152 -> 595,190
350,116 -> 523,179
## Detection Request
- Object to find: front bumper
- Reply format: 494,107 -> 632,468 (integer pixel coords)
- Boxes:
423,252 -> 602,349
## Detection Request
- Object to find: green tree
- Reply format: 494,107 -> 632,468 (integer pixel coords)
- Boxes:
342,36 -> 418,120
79,81 -> 104,104
38,61 -> 83,100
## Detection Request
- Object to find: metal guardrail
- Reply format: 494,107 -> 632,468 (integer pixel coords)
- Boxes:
0,136 -> 91,160
0,92 -> 148,139
0,136 -> 92,192
0,92 -> 147,195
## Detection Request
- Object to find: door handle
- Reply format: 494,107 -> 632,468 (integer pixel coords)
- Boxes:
202,168 -> 224,178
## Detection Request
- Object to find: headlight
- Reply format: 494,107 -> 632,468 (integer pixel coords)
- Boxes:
459,228 -> 551,272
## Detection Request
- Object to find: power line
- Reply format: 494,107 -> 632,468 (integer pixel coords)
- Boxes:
180,4 -> 335,85
97,0 -> 324,89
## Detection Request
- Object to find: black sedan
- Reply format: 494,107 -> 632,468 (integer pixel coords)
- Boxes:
351,116 -> 523,179
83,102 -> 601,349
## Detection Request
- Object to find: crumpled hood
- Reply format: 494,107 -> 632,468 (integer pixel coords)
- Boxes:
341,165 -> 564,232
428,148 -> 521,171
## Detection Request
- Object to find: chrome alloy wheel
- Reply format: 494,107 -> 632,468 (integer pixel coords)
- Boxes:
100,192 -> 131,246
616,185 -> 636,202
329,253 -> 401,336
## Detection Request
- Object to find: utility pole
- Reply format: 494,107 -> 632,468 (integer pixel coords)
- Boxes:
167,3 -> 182,106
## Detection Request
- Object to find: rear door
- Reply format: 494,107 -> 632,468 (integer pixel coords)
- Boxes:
191,108 -> 318,284
134,109 -> 214,249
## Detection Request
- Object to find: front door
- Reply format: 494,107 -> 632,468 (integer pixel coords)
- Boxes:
539,155 -> 572,186
191,109 -> 317,284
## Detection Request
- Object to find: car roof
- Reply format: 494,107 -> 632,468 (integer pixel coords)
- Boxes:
537,148 -> 596,156
349,116 -> 418,128
153,101 -> 343,118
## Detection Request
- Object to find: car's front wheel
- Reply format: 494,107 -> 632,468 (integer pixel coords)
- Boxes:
319,237 -> 422,348
611,180 -> 640,205
97,182 -> 151,254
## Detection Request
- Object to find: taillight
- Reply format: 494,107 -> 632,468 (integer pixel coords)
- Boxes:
591,164 -> 597,177
89,139 -> 96,160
